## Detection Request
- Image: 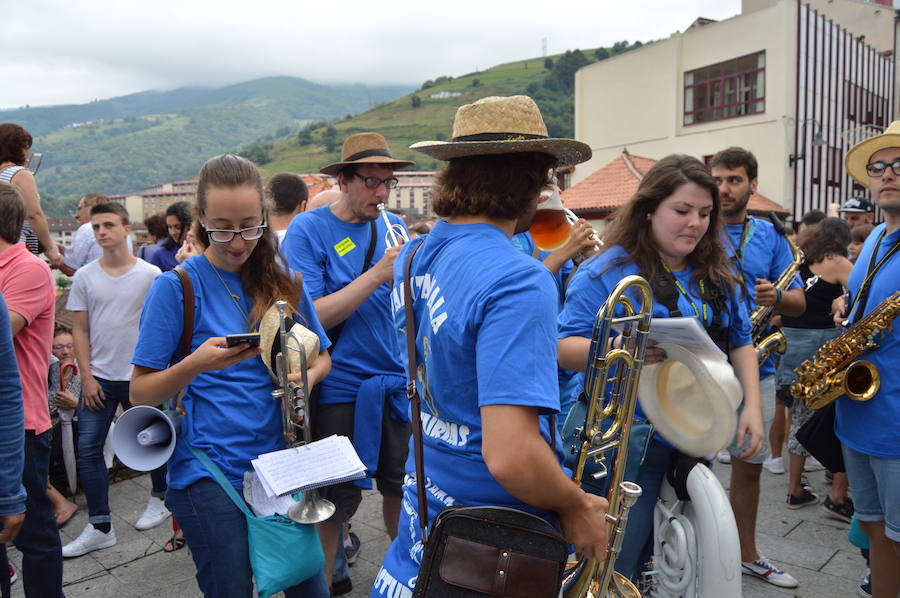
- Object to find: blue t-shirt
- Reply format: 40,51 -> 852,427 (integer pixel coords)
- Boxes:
131,254 -> 331,490
836,223 -> 900,458
373,221 -> 563,596
558,245 -> 752,431
149,243 -> 179,272
510,231 -> 575,306
282,206 -> 406,403
723,216 -> 801,378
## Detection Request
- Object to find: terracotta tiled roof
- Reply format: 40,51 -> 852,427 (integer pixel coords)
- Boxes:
302,174 -> 333,198
563,151 -> 788,216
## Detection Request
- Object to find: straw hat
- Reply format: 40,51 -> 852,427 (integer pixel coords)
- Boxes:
320,132 -> 414,176
259,304 -> 319,382
845,120 -> 900,186
410,95 -> 591,166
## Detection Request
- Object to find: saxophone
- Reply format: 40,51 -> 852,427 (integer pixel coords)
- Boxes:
791,291 -> 900,410
750,213 -> 804,365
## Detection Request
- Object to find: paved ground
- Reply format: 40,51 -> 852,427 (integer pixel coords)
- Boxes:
8,460 -> 866,597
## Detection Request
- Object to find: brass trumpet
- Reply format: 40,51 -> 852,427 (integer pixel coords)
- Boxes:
563,275 -> 653,598
271,300 -> 336,524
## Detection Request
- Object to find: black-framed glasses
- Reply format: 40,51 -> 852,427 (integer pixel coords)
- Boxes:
204,222 -> 267,243
351,174 -> 399,189
865,159 -> 900,177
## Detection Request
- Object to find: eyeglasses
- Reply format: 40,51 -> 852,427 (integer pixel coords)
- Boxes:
865,159 -> 900,177
204,223 -> 267,243
52,343 -> 74,351
351,174 -> 399,190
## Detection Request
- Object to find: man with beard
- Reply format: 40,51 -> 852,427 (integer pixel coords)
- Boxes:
710,148 -> 805,589
839,123 -> 900,598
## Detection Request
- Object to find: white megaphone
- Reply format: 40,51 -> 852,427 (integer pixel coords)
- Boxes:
112,405 -> 181,471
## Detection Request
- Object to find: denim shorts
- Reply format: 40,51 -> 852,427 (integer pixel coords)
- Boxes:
841,445 -> 900,542
776,327 -> 841,387
727,375 -> 775,464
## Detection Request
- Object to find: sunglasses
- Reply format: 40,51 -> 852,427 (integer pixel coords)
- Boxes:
865,159 -> 900,177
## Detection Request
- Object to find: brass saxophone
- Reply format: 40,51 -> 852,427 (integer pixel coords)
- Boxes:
791,291 -> 900,410
751,213 -> 804,365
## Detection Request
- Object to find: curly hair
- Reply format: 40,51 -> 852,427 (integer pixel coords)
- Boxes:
431,152 -> 558,220
193,154 -> 300,325
600,154 -> 740,299
0,123 -> 33,166
797,217 -> 850,263
143,212 -> 168,240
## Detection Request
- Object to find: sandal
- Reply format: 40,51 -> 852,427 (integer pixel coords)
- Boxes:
163,532 -> 186,552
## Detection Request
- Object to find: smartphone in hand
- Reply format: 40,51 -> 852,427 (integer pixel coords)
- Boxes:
224,333 -> 261,347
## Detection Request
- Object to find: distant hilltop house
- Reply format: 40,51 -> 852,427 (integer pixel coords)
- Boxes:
428,91 -> 463,99
572,0 -> 896,222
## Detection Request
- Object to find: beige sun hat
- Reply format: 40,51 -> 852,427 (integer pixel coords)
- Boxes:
259,304 -> 319,382
845,120 -> 900,186
320,132 -> 415,176
410,95 -> 591,166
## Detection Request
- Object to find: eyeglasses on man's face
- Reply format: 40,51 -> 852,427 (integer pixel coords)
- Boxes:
203,222 -> 267,243
52,343 -> 74,351
865,159 -> 900,177
351,174 -> 399,190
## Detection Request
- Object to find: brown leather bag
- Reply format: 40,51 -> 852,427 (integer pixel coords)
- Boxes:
402,240 -> 569,598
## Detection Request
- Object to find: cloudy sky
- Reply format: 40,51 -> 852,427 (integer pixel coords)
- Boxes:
2,1 -> 750,109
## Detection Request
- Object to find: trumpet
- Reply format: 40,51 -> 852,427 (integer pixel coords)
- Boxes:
378,203 -> 409,248
563,275 -> 652,598
271,300 -> 336,524
529,185 -> 601,261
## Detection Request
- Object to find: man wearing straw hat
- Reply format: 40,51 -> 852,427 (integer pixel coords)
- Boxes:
282,132 -> 413,593
838,122 -> 900,598
371,96 -> 609,597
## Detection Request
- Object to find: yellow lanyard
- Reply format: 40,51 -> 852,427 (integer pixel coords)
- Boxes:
661,260 -> 709,323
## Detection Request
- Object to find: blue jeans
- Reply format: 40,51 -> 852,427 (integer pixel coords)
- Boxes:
13,430 -> 64,597
615,437 -> 675,582
332,525 -> 349,584
167,478 -> 327,598
77,377 -> 132,525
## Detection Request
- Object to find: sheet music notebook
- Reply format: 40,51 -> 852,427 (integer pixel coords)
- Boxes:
251,435 -> 366,498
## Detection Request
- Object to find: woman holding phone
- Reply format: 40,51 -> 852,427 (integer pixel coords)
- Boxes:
130,154 -> 331,597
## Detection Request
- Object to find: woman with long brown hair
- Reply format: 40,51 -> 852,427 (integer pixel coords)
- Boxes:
129,154 -> 331,597
558,154 -> 764,582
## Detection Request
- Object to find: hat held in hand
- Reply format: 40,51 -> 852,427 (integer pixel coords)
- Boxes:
259,303 -> 319,381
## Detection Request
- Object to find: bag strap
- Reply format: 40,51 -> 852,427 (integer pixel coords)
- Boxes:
188,444 -> 255,518
326,220 -> 378,351
403,238 -> 430,544
174,266 -> 194,362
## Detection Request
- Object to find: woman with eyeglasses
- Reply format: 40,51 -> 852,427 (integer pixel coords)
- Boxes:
0,123 -> 62,267
130,154 -> 332,597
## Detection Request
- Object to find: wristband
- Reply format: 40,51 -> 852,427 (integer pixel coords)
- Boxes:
775,288 -> 783,305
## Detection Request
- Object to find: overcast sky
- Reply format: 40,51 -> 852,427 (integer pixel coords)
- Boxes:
3,1 -> 750,109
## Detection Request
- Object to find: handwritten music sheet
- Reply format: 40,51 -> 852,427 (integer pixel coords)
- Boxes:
252,435 -> 366,498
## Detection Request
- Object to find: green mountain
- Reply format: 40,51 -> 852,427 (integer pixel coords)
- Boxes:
258,42 -> 645,177
0,77 -> 413,213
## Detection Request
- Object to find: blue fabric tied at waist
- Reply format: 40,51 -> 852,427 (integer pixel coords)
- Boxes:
353,374 -> 408,489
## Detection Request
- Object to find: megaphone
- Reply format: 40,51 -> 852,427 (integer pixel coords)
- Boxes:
112,405 -> 181,471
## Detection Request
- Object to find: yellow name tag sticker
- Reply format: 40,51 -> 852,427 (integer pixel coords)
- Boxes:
334,237 -> 357,257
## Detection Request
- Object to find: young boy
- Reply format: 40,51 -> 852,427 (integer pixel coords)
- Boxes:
62,202 -> 163,557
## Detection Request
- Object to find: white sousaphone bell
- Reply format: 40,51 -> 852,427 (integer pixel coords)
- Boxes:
113,305 -> 321,474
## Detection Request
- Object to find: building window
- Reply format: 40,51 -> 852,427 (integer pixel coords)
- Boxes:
684,51 -> 765,125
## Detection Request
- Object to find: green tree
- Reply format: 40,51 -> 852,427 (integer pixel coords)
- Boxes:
411,95 -> 422,108
594,47 -> 610,61
612,41 -> 629,54
323,126 -> 338,152
544,57 -> 554,70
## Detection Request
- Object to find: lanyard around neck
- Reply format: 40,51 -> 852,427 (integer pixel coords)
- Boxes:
660,260 -> 709,323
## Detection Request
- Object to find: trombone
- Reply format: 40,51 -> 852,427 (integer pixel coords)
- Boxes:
378,203 -> 409,248
563,275 -> 652,598
271,300 -> 336,524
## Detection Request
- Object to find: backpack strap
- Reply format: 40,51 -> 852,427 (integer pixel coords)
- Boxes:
174,266 -> 194,363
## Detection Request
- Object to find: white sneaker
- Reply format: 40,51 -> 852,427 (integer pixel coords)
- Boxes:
804,457 -> 826,472
62,523 -> 117,557
717,450 -> 731,464
763,456 -> 785,474
134,496 -> 170,530
741,556 -> 799,588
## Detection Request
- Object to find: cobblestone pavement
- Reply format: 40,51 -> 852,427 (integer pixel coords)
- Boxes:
8,460 -> 865,597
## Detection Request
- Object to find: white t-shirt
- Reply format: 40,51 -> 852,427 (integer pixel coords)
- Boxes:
64,222 -> 134,270
67,258 -> 161,380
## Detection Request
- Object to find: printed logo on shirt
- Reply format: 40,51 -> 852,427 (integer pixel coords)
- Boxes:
420,411 -> 470,447
373,569 -> 414,598
333,237 -> 356,256
392,272 -> 449,334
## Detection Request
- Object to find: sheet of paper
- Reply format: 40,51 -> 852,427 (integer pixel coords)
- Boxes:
243,471 -> 297,517
252,435 -> 366,498
646,317 -> 728,360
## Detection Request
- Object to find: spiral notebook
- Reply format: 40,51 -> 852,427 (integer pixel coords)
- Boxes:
251,435 -> 366,498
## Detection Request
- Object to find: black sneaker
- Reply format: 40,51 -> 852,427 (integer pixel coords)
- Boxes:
331,576 -> 352,597
787,488 -> 819,509
822,495 -> 854,523
344,531 -> 361,566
